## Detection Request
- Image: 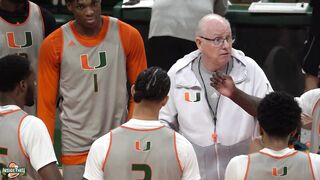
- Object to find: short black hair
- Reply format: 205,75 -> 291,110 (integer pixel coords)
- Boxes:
134,67 -> 170,103
0,54 -> 31,92
257,92 -> 301,138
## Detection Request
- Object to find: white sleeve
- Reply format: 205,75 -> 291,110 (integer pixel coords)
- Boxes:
225,155 -> 248,180
20,115 -> 57,171
310,153 -> 320,180
175,133 -> 201,180
159,69 -> 179,130
83,133 -> 110,180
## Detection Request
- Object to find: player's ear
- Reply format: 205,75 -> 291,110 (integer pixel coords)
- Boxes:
131,84 -> 136,97
161,96 -> 169,106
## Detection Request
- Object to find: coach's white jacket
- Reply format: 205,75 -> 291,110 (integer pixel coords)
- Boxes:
160,48 -> 273,180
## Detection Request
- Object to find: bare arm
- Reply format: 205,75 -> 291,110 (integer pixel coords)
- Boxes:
38,162 -> 62,180
210,72 -> 261,117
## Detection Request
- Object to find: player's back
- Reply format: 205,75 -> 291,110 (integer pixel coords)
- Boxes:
103,126 -> 182,180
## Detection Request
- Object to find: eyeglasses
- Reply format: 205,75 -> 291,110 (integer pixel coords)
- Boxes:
199,36 -> 235,47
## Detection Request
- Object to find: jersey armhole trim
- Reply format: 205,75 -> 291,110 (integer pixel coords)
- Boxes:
307,152 -> 316,180
102,131 -> 112,172
173,132 -> 183,176
244,155 -> 251,180
18,113 -> 30,161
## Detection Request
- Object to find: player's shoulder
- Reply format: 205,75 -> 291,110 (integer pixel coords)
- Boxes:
22,115 -> 47,129
91,132 -> 111,150
174,131 -> 194,149
116,17 -> 139,35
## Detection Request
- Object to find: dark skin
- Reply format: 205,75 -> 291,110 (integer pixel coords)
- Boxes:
38,162 -> 62,180
66,0 -> 103,36
210,72 -> 261,117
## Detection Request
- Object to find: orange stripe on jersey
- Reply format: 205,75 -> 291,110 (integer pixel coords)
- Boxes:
120,125 -> 165,132
307,152 -> 316,180
244,155 -> 251,180
173,132 -> 183,176
0,109 -> 21,116
61,151 -> 89,165
102,132 -> 113,172
37,28 -> 63,142
259,151 -> 298,159
18,113 -> 29,161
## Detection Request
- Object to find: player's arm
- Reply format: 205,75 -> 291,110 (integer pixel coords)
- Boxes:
210,72 -> 261,117
21,116 -> 62,179
37,29 -> 62,141
118,21 -> 147,119
175,133 -> 201,180
83,134 -> 110,180
38,162 -> 62,180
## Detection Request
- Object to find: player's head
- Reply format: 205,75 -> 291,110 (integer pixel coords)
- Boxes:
0,54 -> 35,107
66,0 -> 102,32
257,92 -> 301,139
133,67 -> 170,103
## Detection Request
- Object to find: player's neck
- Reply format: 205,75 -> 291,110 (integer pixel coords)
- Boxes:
132,102 -> 161,121
0,93 -> 23,109
262,136 -> 290,151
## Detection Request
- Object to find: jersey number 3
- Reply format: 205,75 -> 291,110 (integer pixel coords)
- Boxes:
132,164 -> 151,180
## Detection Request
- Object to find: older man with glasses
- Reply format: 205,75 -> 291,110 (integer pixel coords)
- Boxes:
159,14 -> 273,180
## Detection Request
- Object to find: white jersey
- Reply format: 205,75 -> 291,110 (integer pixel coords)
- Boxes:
0,105 -> 57,178
225,148 -> 320,180
83,119 -> 200,180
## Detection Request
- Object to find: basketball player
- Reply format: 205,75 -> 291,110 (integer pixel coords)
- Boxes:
225,92 -> 320,180
0,0 -> 56,115
0,55 -> 62,180
83,67 -> 200,180
37,0 -> 147,178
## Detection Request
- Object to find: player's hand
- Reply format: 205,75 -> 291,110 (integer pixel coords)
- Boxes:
210,72 -> 236,98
